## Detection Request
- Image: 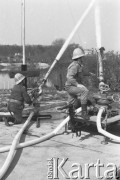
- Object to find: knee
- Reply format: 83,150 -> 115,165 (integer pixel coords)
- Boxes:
85,88 -> 89,95
80,89 -> 89,101
81,87 -> 89,96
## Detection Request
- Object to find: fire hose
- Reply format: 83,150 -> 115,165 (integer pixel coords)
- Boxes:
0,107 -> 81,180
0,0 -> 95,178
0,107 -> 81,154
0,112 -> 34,179
96,107 -> 120,142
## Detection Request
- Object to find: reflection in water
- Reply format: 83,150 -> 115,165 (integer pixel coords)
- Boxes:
0,72 -> 15,89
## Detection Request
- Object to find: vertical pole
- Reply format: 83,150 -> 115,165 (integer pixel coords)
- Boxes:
21,0 -> 23,46
98,50 -> 104,83
21,0 -> 27,88
21,64 -> 27,89
22,0 -> 25,65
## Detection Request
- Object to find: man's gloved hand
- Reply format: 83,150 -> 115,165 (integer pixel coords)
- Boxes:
28,89 -> 36,98
32,99 -> 40,107
30,89 -> 39,100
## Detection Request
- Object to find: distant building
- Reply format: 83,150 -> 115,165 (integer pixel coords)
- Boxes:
7,53 -> 22,63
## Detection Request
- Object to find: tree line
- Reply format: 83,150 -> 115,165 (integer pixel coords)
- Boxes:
0,39 -> 120,91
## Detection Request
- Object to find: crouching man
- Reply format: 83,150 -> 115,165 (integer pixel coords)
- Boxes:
7,73 -> 32,125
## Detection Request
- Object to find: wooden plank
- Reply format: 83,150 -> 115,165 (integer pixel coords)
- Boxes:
76,115 -> 96,124
76,115 -> 120,125
0,112 -> 12,116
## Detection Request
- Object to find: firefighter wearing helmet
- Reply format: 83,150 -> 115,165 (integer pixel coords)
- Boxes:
6,73 -> 32,126
65,47 -> 94,121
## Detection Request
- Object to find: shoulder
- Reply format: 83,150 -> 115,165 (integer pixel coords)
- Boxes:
20,85 -> 27,93
68,61 -> 79,70
12,84 -> 19,91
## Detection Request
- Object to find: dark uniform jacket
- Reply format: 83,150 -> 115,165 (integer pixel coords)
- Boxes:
65,61 -> 91,87
9,84 -> 32,111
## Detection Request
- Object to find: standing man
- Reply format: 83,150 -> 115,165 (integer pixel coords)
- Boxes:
65,47 -> 93,120
7,73 -> 32,125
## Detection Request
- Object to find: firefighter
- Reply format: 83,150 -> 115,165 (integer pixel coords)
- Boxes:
65,47 -> 94,120
6,73 -> 32,126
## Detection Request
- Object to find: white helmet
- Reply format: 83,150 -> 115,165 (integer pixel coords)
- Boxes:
14,73 -> 25,85
72,48 -> 85,60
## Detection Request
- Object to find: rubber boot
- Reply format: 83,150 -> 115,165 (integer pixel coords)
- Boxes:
4,117 -> 15,126
8,117 -> 15,123
4,117 -> 10,126
81,104 -> 89,122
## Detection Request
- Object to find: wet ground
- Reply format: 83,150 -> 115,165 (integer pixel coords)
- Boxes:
0,111 -> 120,180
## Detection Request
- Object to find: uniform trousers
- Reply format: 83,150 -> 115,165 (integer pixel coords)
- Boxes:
65,84 -> 89,108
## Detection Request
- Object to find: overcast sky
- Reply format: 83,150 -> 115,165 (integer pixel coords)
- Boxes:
0,0 -> 120,51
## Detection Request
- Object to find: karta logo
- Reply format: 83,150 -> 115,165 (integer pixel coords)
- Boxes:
47,158 -> 117,179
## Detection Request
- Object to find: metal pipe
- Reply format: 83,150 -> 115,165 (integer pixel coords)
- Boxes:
96,107 -> 120,142
0,112 -> 34,179
22,0 -> 25,65
98,50 -> 104,82
94,2 -> 105,86
0,108 -> 81,153
40,0 -> 95,88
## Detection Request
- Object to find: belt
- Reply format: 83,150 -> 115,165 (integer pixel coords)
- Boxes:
9,99 -> 22,104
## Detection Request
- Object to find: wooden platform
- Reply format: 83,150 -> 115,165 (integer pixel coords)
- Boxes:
0,111 -> 120,126
0,112 -> 12,116
76,115 -> 120,125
